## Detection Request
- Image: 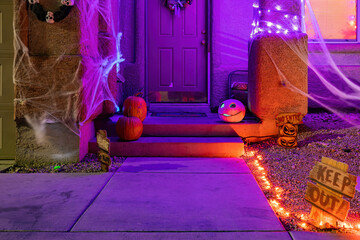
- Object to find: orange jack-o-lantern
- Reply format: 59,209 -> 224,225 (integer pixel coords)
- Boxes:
277,136 -> 297,148
123,96 -> 147,122
280,123 -> 298,136
116,116 -> 143,141
218,99 -> 246,123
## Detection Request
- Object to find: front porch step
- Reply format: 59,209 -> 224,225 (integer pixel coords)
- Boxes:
89,137 -> 244,157
95,113 -> 263,137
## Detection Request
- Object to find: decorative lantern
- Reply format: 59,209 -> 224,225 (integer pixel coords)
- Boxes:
123,95 -> 147,122
218,99 -> 246,123
116,116 -> 143,141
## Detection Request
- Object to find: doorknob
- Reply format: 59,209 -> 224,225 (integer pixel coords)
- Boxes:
201,29 -> 206,34
201,40 -> 206,45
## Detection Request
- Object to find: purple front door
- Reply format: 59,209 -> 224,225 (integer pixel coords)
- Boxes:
148,0 -> 207,103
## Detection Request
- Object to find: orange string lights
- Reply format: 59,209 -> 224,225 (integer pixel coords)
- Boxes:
244,149 -> 360,233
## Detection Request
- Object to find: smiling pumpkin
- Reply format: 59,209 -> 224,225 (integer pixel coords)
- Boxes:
218,99 -> 246,123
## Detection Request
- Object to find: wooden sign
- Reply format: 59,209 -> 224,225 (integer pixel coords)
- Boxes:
309,206 -> 337,228
309,161 -> 357,198
305,182 -> 350,221
97,130 -> 111,172
276,112 -> 303,126
305,157 -> 358,228
276,113 -> 303,148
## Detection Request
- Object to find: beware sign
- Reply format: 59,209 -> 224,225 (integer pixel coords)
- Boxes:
305,157 -> 357,228
275,112 -> 303,126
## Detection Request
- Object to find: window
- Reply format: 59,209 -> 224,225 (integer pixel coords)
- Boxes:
305,0 -> 358,41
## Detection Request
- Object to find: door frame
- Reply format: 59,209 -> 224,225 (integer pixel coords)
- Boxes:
145,0 -> 211,112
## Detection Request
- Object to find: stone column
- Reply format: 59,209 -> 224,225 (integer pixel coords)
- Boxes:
14,0 -> 81,165
248,0 -> 308,129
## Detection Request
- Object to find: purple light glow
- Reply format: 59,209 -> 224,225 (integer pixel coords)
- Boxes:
78,0 -> 124,125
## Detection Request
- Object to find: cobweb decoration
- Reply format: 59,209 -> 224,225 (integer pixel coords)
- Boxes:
14,0 -> 125,139
78,0 -> 125,125
250,0 -> 360,126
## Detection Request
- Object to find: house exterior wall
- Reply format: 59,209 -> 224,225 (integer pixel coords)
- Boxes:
211,0 -> 253,110
12,0 -> 359,165
120,0 -> 253,111
122,0 -> 360,111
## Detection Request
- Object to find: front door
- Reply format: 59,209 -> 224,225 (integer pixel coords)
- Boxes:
148,0 -> 207,104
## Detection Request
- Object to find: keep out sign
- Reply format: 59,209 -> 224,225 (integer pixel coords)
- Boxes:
306,182 -> 350,221
305,157 -> 357,227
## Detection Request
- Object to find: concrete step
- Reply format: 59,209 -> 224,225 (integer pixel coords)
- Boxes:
89,137 -> 244,157
95,113 -> 262,137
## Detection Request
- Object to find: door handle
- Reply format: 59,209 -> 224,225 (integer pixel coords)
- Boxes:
201,40 -> 206,45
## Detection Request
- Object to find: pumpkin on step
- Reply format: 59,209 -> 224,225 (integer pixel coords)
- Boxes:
123,95 -> 147,122
116,116 -> 143,141
218,99 -> 246,123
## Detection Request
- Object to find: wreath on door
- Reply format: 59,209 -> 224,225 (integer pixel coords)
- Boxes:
167,0 -> 192,15
27,0 -> 74,24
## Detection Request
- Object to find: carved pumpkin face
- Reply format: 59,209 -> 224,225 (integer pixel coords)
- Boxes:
218,99 -> 246,123
280,123 -> 298,136
277,136 -> 297,148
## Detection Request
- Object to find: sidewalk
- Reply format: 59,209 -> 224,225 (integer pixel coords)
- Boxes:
0,157 -> 358,239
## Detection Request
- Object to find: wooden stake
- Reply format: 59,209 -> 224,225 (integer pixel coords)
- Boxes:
97,130 -> 111,172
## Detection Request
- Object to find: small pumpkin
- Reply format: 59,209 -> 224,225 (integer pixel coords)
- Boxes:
218,99 -> 246,123
116,116 -> 143,141
123,95 -> 147,122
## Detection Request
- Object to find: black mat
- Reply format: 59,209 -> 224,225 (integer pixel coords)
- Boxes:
151,112 -> 207,117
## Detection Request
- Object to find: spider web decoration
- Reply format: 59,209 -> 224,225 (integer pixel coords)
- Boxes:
14,0 -> 125,137
250,0 -> 360,126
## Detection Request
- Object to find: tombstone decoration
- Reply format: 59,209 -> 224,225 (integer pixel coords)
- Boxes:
275,113 -> 303,148
167,0 -> 192,15
27,0 -> 74,23
305,157 -> 357,228
97,130 -> 112,172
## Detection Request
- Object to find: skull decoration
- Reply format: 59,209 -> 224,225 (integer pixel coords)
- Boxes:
167,0 -> 192,11
218,99 -> 246,123
46,11 -> 55,24
279,123 -> 298,136
28,0 -> 39,4
277,136 -> 298,148
61,0 -> 75,6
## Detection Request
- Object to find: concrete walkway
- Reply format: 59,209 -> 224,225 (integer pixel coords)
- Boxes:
0,157 -> 358,239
